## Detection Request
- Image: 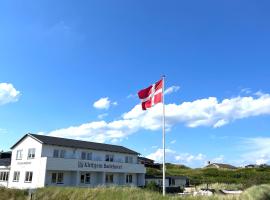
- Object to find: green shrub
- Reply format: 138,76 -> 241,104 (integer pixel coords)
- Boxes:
145,181 -> 160,192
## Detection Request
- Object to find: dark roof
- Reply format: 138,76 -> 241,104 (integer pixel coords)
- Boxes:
206,163 -> 237,169
11,134 -> 139,155
0,152 -> 11,159
0,158 -> 11,167
138,157 -> 154,162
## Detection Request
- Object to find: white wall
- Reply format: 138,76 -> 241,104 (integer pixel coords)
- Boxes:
145,178 -> 170,187
6,135 -> 145,189
174,178 -> 186,187
8,136 -> 47,189
0,168 -> 10,187
42,144 -> 138,164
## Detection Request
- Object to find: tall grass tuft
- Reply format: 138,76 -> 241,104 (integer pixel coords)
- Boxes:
0,187 -> 27,200
240,184 -> 270,200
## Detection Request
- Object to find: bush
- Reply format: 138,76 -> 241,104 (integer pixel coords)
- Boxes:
145,181 -> 160,192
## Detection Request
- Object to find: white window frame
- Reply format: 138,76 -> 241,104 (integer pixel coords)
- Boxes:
25,171 -> 33,183
51,172 -> 64,184
126,174 -> 132,183
87,152 -> 92,160
57,172 -> 64,184
125,156 -> 133,164
60,150 -> 66,158
16,150 -> 23,160
53,149 -> 59,158
27,148 -> 35,159
80,172 -> 91,184
81,152 -> 86,160
0,172 -> 9,182
105,154 -> 114,162
105,174 -> 114,184
13,171 -> 20,182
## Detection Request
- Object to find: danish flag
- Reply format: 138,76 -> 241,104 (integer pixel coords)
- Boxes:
138,79 -> 163,110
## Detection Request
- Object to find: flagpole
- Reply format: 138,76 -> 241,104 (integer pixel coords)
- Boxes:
162,75 -> 166,196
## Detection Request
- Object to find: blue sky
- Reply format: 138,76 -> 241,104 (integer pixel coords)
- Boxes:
1,0 -> 270,167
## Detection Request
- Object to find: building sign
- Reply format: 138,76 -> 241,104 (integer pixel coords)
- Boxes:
78,161 -> 122,170
17,162 -> 31,165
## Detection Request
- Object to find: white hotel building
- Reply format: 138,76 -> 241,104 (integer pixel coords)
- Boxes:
0,134 -> 146,189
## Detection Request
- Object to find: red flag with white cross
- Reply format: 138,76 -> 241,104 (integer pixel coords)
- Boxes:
137,79 -> 163,110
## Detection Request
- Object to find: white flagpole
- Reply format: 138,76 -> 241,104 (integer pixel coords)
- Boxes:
162,75 -> 166,196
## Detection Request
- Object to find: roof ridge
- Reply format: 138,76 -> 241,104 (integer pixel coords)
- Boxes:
29,133 -> 127,148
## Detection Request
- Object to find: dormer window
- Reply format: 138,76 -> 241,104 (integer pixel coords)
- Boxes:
27,148 -> 35,159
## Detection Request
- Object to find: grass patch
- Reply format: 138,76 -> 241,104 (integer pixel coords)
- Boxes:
0,185 -> 270,200
0,187 -> 27,200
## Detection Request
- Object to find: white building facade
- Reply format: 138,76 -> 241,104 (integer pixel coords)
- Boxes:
3,134 -> 145,189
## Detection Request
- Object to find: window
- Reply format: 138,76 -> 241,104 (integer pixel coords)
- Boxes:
51,173 -> 57,183
105,174 -> 113,184
80,174 -> 85,184
105,154 -> 114,162
60,150 -> 66,158
85,173 -> 90,184
51,172 -> 64,184
25,172 -> 33,182
57,173 -> 64,184
87,152 -> 92,160
0,172 -> 9,181
81,152 -> 86,160
16,150 -> 23,160
126,174 -> 132,183
13,171 -> 20,182
80,173 -> 90,184
27,148 -> 35,159
53,149 -> 59,158
171,178 -> 175,186
125,156 -> 133,164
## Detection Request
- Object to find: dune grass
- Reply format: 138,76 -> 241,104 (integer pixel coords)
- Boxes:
1,184 -> 270,200
0,187 -> 27,200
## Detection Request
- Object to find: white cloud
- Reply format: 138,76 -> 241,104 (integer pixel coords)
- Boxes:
170,140 -> 176,144
93,97 -> 117,110
44,92 -> 270,144
211,155 -> 224,163
97,113 -> 108,119
240,88 -> 252,94
127,93 -> 137,99
240,137 -> 270,165
164,85 -> 180,95
146,148 -> 206,167
124,92 -> 270,129
112,101 -> 118,106
146,148 -> 228,167
0,83 -> 20,105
